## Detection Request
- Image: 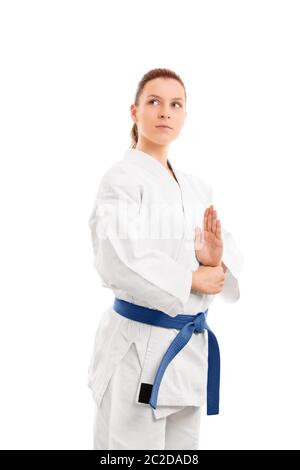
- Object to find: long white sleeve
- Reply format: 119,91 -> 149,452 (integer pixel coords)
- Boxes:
88,168 -> 193,317
219,225 -> 244,303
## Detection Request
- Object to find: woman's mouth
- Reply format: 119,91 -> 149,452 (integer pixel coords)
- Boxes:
155,125 -> 173,130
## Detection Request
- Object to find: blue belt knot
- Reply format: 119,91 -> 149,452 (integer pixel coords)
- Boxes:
193,312 -> 206,333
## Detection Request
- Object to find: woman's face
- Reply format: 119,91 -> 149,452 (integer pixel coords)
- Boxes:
131,77 -> 187,146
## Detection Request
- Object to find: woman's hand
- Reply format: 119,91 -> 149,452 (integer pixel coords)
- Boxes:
194,205 -> 223,267
192,264 -> 225,294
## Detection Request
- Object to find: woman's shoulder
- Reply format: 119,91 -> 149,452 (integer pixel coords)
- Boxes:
98,157 -> 141,187
93,157 -> 143,202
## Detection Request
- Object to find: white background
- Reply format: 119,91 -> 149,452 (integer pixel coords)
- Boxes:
0,0 -> 299,450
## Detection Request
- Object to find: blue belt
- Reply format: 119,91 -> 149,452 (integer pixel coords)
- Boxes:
112,297 -> 220,415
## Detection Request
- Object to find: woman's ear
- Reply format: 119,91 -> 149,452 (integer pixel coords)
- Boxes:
130,104 -> 139,124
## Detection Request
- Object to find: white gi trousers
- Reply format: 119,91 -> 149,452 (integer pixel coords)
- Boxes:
93,341 -> 202,450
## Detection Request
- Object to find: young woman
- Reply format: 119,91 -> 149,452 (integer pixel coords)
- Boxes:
87,68 -> 243,450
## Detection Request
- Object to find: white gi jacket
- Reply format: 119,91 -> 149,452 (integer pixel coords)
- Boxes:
87,148 -> 243,419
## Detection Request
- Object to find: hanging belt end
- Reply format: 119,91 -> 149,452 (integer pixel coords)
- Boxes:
207,406 -> 219,416
149,398 -> 157,410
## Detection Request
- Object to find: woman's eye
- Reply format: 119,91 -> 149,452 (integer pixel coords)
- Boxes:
149,99 -> 159,105
148,99 -> 182,108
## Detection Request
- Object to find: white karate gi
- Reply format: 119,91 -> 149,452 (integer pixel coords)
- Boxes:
87,148 -> 243,449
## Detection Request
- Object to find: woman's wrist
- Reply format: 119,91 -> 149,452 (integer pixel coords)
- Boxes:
192,266 -> 204,292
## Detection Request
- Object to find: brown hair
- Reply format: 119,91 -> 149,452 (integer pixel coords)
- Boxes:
130,68 -> 186,148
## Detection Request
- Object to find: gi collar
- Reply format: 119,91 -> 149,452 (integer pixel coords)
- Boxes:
123,148 -> 181,190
